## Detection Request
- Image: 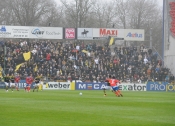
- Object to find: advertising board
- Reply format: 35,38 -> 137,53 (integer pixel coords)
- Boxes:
29,27 -> 63,39
124,29 -> 145,41
166,84 -> 175,92
64,28 -> 76,39
119,83 -> 146,91
77,28 -> 93,40
43,82 -> 75,90
75,82 -> 107,90
93,28 -> 124,40
146,82 -> 168,91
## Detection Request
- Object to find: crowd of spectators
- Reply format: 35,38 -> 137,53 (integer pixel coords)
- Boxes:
0,40 -> 174,83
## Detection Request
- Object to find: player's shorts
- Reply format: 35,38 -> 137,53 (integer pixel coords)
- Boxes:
10,83 -> 16,87
5,82 -> 9,86
26,84 -> 31,87
15,83 -> 18,87
34,83 -> 40,87
111,86 -> 119,91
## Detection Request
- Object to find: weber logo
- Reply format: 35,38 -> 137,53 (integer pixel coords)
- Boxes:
44,82 -> 71,90
47,83 -> 70,89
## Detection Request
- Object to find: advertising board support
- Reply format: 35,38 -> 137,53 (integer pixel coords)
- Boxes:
4,45 -> 6,75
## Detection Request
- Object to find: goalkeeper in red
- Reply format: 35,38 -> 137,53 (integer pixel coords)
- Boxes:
108,76 -> 123,97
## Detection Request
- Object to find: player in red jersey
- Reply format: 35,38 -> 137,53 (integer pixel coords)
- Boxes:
14,73 -> 20,91
103,75 -> 113,96
108,76 -> 123,97
26,74 -> 34,92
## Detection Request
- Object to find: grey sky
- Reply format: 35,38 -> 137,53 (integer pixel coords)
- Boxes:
54,0 -> 163,7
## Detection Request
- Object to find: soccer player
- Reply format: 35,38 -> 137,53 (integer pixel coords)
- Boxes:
26,74 -> 34,92
108,76 -> 123,97
103,75 -> 112,96
4,74 -> 10,92
14,73 -> 20,91
33,76 -> 40,92
10,74 -> 16,92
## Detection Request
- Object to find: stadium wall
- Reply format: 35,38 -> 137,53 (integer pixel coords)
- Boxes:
0,81 -> 174,92
164,0 -> 175,76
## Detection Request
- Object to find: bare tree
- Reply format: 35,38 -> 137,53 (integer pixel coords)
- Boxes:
128,0 -> 159,29
6,0 -> 57,26
127,0 -> 162,52
40,3 -> 64,27
113,0 -> 131,29
93,0 -> 116,28
60,0 -> 96,27
0,0 -> 14,25
113,0 -> 162,50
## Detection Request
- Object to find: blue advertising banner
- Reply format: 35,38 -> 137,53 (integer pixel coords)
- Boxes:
17,80 -> 35,88
166,84 -> 175,92
0,82 -> 5,89
146,81 -> 169,91
75,82 -> 107,90
0,80 -> 35,89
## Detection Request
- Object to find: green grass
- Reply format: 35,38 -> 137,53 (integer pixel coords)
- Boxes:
0,89 -> 175,126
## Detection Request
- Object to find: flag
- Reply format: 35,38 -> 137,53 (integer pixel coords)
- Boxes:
15,51 -> 31,71
15,64 -> 23,71
109,36 -> 115,46
60,69 -> 62,75
82,50 -> 89,54
34,64 -> 38,72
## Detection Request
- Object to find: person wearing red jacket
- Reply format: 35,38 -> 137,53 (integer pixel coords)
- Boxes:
108,76 -> 123,97
14,73 -> 20,91
46,53 -> 51,60
104,75 -> 112,96
26,74 -> 34,92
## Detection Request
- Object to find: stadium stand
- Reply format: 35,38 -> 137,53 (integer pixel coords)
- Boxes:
0,40 -> 174,83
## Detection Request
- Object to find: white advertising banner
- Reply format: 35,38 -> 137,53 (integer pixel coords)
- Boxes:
124,29 -> 145,41
0,26 -> 12,38
77,28 -> 93,40
43,82 -> 71,90
12,26 -> 30,38
93,28 -> 124,39
29,27 -> 63,39
0,26 -> 29,38
0,26 -> 144,41
119,83 -> 146,91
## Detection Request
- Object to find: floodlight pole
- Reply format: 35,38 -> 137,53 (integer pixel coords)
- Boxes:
162,0 -> 165,66
4,45 -> 6,75
150,28 -> 152,49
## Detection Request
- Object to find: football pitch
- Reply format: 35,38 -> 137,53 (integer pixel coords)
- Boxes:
0,89 -> 175,126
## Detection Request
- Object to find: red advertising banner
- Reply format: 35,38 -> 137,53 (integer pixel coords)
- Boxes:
169,2 -> 175,37
65,28 -> 75,39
